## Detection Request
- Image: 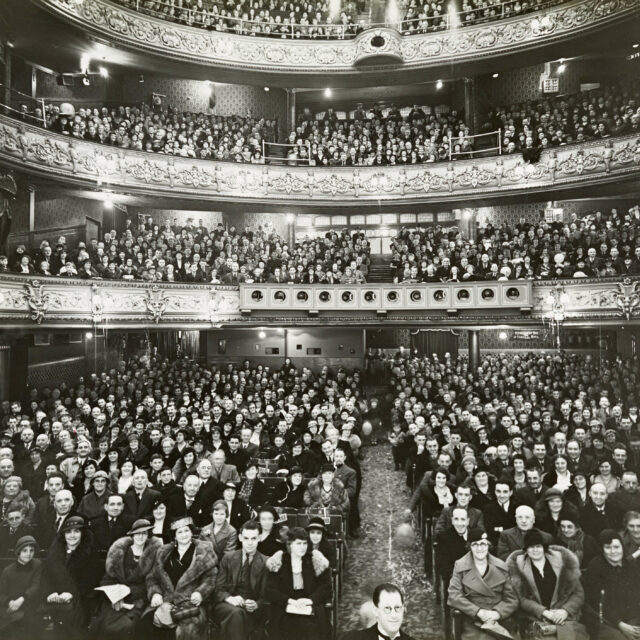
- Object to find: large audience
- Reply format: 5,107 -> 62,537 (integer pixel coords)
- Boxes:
0,355 -> 366,639
393,350 -> 640,639
391,204 -> 640,282
3,217 -> 371,284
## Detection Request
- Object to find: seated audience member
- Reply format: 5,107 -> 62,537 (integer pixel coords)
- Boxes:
434,507 -> 473,592
534,487 -> 580,538
91,518 -> 161,640
514,468 -> 549,508
150,498 -> 172,544
221,481 -> 252,531
406,466 -> 455,518
237,462 -> 266,508
621,510 -> 640,558
1,477 -> 35,526
341,582 -> 416,640
483,479 -> 517,546
166,474 -> 209,528
40,515 -> 103,638
36,487 -> 75,550
448,529 -> 519,640
306,517 -> 337,569
213,519 -> 269,640
304,463 -> 350,517
90,493 -> 135,553
0,508 -> 31,556
609,472 -> 640,526
77,470 -> 112,520
497,505 -> 553,561
266,526 -> 331,640
507,530 -> 588,640
276,466 -> 306,509
582,530 -> 640,640
0,535 -> 41,640
144,516 -> 217,640
433,484 -> 484,538
257,505 -> 284,557
199,500 -> 238,562
556,515 -> 599,568
564,470 -> 591,510
581,482 -> 617,539
123,470 -> 161,519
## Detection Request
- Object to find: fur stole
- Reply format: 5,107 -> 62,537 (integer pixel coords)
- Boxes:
266,549 -> 330,576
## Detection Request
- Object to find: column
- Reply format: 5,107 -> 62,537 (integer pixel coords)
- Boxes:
468,330 -> 480,371
3,42 -> 11,116
287,88 -> 297,133
463,77 -> 476,135
286,214 -> 296,247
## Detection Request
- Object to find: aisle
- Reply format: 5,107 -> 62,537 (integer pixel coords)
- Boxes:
337,443 -> 443,639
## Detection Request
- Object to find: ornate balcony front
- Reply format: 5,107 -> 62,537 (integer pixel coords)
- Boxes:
0,274 -> 636,329
28,0 -> 640,86
1,115 -> 639,210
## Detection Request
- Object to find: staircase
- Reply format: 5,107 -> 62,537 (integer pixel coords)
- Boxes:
367,255 -> 393,283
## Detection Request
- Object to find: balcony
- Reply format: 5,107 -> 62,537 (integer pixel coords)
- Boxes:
1,114 -> 639,210
0,273 -> 636,328
23,0 -> 640,86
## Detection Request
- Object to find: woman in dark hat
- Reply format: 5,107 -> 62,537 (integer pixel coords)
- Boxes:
555,514 -> 599,568
171,448 -> 198,486
0,536 -> 41,640
257,505 -> 284,557
266,526 -> 331,640
77,470 -> 113,520
276,466 -> 306,510
150,498 -> 172,544
564,470 -> 591,510
304,464 -> 350,517
143,516 -> 217,640
238,461 -> 266,508
306,517 -> 337,569
582,529 -> 640,640
448,528 -> 519,640
534,487 -> 581,538
40,515 -> 103,639
507,529 -> 588,640
91,519 -> 162,639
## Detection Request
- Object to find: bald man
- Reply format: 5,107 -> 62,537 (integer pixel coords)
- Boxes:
496,505 -> 553,560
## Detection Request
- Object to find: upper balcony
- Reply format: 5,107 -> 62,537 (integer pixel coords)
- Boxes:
11,0 -> 640,87
1,113 -> 638,211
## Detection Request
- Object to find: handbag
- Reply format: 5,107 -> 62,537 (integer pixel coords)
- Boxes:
171,604 -> 200,622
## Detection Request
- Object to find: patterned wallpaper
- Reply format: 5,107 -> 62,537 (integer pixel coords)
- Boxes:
34,196 -> 104,231
36,70 -> 120,103
128,208 -> 224,229
27,357 -> 85,388
224,212 -> 289,238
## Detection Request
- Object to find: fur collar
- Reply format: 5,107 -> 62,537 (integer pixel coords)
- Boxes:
266,549 -> 329,577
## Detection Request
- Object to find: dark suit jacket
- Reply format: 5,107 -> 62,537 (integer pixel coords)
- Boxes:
215,548 -> 268,607
197,477 -> 224,511
514,485 -> 549,509
434,526 -> 469,583
483,501 -> 517,546
580,501 -> 616,538
227,498 -> 252,531
497,527 -> 553,561
122,487 -> 161,519
341,624 -> 416,640
166,492 -> 210,528
90,513 -> 135,552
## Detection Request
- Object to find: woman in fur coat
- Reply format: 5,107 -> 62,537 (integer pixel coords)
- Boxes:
143,516 -> 218,640
266,527 -> 332,640
90,519 -> 162,639
303,465 -> 350,517
507,532 -> 589,640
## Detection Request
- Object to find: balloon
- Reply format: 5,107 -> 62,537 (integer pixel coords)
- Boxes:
361,420 -> 372,436
395,523 -> 414,548
59,103 -> 75,116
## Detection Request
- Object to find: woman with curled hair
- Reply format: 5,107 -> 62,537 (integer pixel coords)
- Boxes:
506,529 -> 588,640
447,528 -> 519,640
265,526 -> 332,640
543,455 -> 573,493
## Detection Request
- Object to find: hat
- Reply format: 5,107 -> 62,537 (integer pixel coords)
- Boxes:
60,515 -> 86,534
290,465 -> 304,476
127,519 -> 153,535
599,529 -> 622,546
128,433 -> 139,442
523,529 -> 546,549
224,481 -> 238,491
258,505 -> 278,519
461,454 -> 476,467
170,516 -> 194,531
29,446 -> 43,456
543,488 -> 564,502
468,528 -> 489,544
306,517 -> 326,532
320,462 -> 335,473
91,470 -> 110,484
14,535 -> 37,556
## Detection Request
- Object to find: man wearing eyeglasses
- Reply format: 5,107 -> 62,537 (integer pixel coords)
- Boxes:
341,582 -> 415,640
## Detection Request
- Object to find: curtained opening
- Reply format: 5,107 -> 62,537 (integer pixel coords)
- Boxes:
410,329 -> 459,359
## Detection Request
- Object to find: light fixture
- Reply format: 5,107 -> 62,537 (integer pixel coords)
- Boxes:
258,330 -> 266,339
139,74 -> 145,83
498,331 -> 508,341
557,59 -> 566,74
82,74 -> 90,86
6,40 -> 14,49
85,331 -> 93,339
80,53 -> 91,73
99,66 -> 108,78
103,197 -> 113,209
264,87 -> 270,92
633,43 -> 639,49
436,80 -> 443,90
324,88 -> 332,98
492,73 -> 499,79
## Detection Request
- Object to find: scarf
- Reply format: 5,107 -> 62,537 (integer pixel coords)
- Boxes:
557,527 -> 585,564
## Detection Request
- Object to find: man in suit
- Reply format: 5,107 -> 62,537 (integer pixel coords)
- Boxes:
581,482 -> 616,538
90,493 -> 135,552
226,435 -> 250,475
0,507 -> 32,554
211,450 -> 241,485
433,484 -> 484,538
32,472 -> 65,540
496,505 -> 553,560
566,439 -> 597,476
213,520 -> 269,640
434,507 -> 472,594
123,469 -> 160,519
35,487 -> 75,549
341,582 -> 416,640
196,458 -> 224,511
239,427 -> 259,458
483,480 -> 517,546
514,468 -> 549,508
166,473 -> 210,528
333,447 -> 359,536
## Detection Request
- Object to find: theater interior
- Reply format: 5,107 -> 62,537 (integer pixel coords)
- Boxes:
0,0 -> 639,639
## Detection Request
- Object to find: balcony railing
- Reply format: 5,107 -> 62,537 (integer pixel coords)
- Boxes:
32,0 -> 639,75
1,114 -> 638,206
0,273 -> 635,327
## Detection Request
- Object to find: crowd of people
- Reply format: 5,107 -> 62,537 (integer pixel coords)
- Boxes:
391,350 -> 640,640
0,354 -> 370,639
2,217 -> 371,284
114,0 -> 361,38
484,80 -> 640,156
391,204 -> 640,282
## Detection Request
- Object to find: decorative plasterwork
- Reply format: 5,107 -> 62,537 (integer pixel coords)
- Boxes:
33,0 -> 638,74
0,275 -> 636,328
1,116 -> 639,205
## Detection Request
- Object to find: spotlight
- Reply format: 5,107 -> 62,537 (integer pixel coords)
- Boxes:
99,66 -> 108,78
492,73 -> 499,79
85,332 -> 93,339
499,331 -> 508,341
82,74 -> 90,86
258,330 -> 266,339
324,88 -> 332,98
436,80 -> 443,90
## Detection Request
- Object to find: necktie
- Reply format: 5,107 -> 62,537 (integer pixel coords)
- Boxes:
56,516 -> 63,531
378,631 -> 398,640
108,517 -> 115,529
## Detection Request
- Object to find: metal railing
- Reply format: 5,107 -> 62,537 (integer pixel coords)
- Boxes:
0,83 -> 47,128
448,129 -> 502,160
113,0 -> 567,41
